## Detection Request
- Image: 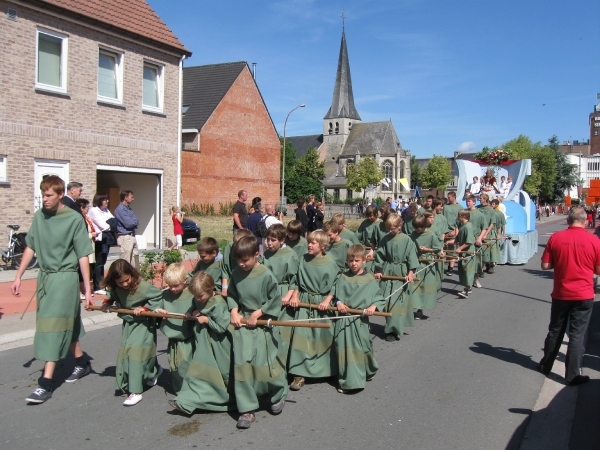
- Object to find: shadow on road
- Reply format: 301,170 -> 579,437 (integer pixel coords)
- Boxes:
469,342 -> 538,371
480,287 -> 551,304
520,268 -> 554,280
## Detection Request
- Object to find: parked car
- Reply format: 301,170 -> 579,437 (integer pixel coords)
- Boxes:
181,218 -> 201,244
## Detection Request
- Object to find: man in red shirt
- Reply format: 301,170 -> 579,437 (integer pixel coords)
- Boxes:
539,207 -> 600,385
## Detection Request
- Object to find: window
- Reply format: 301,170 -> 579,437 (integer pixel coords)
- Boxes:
182,104 -> 191,115
36,28 -> 68,93
0,156 -> 6,182
399,161 -> 405,178
335,122 -> 339,134
143,62 -> 164,112
98,48 -> 123,103
382,160 -> 393,191
347,189 -> 353,200
334,188 -> 340,200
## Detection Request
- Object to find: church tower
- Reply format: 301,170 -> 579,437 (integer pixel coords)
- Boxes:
323,27 -> 361,178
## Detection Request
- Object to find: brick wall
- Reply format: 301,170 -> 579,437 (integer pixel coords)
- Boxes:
0,1 -> 183,245
181,67 -> 281,208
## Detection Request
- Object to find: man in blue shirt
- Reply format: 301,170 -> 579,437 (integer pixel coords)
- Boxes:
114,190 -> 139,267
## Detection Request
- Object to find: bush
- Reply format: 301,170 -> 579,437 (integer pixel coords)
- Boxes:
140,250 -> 183,284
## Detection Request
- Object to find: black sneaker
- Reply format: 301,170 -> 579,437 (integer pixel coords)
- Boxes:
487,264 -> 495,274
66,362 -> 91,383
568,375 -> 590,386
478,271 -> 485,278
457,290 -> 469,298
385,333 -> 400,342
26,386 -> 52,404
445,269 -> 454,277
414,310 -> 429,320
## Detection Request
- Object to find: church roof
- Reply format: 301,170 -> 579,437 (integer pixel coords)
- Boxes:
322,172 -> 348,188
182,62 -> 248,130
341,121 -> 404,157
324,30 -> 361,121
286,135 -> 324,159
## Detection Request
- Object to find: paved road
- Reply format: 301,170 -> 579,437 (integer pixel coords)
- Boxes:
0,219 -> 592,450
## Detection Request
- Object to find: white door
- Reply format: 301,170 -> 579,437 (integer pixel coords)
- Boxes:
34,159 -> 70,211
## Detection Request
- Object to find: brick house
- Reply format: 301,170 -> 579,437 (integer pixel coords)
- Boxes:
181,62 -> 281,209
0,0 -> 191,248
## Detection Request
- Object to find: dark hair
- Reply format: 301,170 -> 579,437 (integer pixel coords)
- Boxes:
296,199 -> 305,208
286,220 -> 304,235
238,190 -> 247,199
92,193 -> 108,207
197,237 -> 219,254
466,194 -> 477,203
75,198 -> 90,209
120,190 -> 133,201
432,198 -> 444,208
233,235 -> 259,259
365,205 -> 378,217
251,197 -> 262,208
101,259 -> 141,291
265,223 -> 286,241
412,215 -> 427,229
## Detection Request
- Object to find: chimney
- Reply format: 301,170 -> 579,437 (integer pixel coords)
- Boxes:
252,63 -> 257,80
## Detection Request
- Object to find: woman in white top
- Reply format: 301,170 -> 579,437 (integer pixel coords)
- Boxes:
87,193 -> 114,294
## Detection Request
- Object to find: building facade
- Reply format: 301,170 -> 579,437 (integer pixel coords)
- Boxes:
0,0 -> 190,247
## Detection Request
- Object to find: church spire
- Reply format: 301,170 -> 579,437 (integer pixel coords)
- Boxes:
324,27 -> 361,121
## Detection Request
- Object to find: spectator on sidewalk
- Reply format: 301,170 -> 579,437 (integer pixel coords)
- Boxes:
232,190 -> 249,233
538,207 -> 600,386
88,193 -> 114,294
114,190 -> 139,268
62,181 -> 84,215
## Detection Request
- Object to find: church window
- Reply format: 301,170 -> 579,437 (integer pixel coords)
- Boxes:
335,122 -> 339,134
334,188 -> 340,200
349,122 -> 352,130
399,161 -> 405,178
381,160 -> 393,191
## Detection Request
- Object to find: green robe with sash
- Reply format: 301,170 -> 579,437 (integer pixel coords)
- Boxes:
339,227 -> 360,245
327,239 -> 352,272
149,288 -> 195,393
288,254 -> 340,378
457,222 -> 476,286
492,210 -> 506,264
410,230 -> 442,310
478,205 -> 496,264
331,271 -> 386,390
26,206 -> 92,362
221,242 -> 237,282
402,215 -> 416,235
108,280 -> 162,394
431,213 -> 448,287
191,259 -> 223,292
174,294 -> 233,413
374,233 -> 419,336
357,218 -> 381,271
468,208 -> 486,274
227,264 -> 287,413
285,236 -> 308,258
262,246 -> 299,358
443,203 -> 462,233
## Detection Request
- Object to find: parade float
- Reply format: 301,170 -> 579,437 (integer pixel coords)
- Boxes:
455,148 -> 537,264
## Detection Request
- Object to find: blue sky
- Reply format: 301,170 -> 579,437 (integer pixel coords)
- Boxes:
150,0 -> 600,157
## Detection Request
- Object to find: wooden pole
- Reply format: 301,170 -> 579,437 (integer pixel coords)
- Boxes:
419,258 -> 447,263
297,302 -> 392,318
88,305 -> 331,328
445,250 -> 477,255
379,275 -> 421,281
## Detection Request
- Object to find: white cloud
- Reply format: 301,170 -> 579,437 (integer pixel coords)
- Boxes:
457,141 -> 477,153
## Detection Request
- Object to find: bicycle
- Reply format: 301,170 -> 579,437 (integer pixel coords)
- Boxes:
0,225 -> 38,270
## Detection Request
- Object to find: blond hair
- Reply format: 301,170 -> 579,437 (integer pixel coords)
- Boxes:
385,213 -> 402,230
347,244 -> 366,261
189,272 -> 215,297
163,263 -> 188,286
308,230 -> 330,253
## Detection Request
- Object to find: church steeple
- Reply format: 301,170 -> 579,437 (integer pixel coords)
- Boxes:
324,29 -> 361,121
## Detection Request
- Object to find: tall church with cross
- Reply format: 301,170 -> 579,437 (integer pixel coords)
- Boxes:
288,24 -> 411,202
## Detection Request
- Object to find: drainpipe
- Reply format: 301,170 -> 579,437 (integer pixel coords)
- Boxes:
177,55 -> 186,207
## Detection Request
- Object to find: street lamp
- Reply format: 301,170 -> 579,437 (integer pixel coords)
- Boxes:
281,103 -> 305,210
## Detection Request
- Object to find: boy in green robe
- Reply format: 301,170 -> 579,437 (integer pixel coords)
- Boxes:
262,224 -> 299,360
324,220 -> 352,271
170,272 -> 233,414
477,193 -> 496,274
490,199 -> 507,265
456,210 -> 477,298
221,229 -> 253,297
12,176 -> 93,404
401,203 -> 419,235
285,220 -> 308,258
356,205 -> 381,271
191,237 -> 223,293
374,213 -> 419,342
466,195 -> 487,288
331,245 -> 386,393
331,213 -> 360,244
100,259 -> 163,406
152,263 -> 195,393
410,215 -> 443,318
228,236 -> 288,429
288,230 -> 340,390
442,192 -> 463,276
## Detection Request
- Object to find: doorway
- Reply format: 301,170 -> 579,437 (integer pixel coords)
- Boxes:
34,159 -> 70,211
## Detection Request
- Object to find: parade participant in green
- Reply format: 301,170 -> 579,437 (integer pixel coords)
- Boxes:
324,220 -> 352,271
490,199 -> 507,266
228,236 -> 287,429
356,205 -> 382,271
401,202 -> 419,235
221,228 -> 253,297
410,215 -> 443,319
169,272 -> 233,414
12,175 -> 93,404
285,220 -> 308,258
331,213 -> 360,244
477,193 -> 496,274
442,192 -> 462,276
456,210 -> 477,298
190,237 -> 223,293
418,195 -> 434,214
100,259 -> 163,406
288,230 -> 340,391
374,213 -> 419,342
262,224 -> 299,359
331,245 -> 386,393
152,263 -> 195,393
466,195 -> 487,288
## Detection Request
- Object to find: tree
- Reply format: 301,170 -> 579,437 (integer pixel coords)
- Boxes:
284,148 -> 325,203
346,156 -> 385,199
547,135 -> 578,202
421,155 -> 452,195
410,155 -> 422,188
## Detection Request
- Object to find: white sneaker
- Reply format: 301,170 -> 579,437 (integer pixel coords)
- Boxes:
94,289 -> 106,295
146,365 -> 163,387
123,393 -> 143,406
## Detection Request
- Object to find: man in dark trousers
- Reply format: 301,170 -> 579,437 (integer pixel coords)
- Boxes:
538,207 -> 600,385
